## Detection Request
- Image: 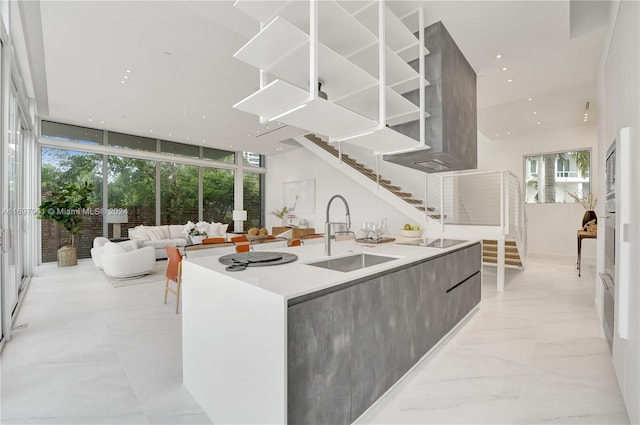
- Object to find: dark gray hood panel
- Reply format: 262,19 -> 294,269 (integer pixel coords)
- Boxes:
384,21 -> 477,173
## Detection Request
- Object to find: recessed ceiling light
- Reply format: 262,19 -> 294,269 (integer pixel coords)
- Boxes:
202,139 -> 206,143
229,145 -> 233,148
247,134 -> 251,137
202,115 -> 206,119
100,120 -> 105,124
502,67 -> 507,71
266,126 -> 270,129
528,97 -> 533,101
496,133 -> 499,137
507,78 -> 513,83
123,75 -> 129,79
533,111 -> 537,115
186,136 -> 190,140
537,121 -> 541,125
149,130 -> 153,133
496,54 -> 502,59
88,118 -> 93,122
507,131 -> 511,135
182,109 -> 187,115
121,80 -> 126,84
126,69 -> 132,73
169,133 -> 173,136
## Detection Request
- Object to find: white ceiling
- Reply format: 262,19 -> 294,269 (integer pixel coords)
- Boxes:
30,0 -> 607,155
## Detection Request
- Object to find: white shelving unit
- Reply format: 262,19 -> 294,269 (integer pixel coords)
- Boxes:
232,0 -> 430,154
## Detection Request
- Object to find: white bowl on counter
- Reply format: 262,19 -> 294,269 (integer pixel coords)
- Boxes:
399,229 -> 424,238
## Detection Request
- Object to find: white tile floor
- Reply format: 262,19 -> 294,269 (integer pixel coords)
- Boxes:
1,255 -> 628,424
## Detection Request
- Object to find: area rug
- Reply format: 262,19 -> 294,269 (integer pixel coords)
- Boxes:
105,260 -> 167,288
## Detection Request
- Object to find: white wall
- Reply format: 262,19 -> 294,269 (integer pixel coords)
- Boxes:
599,1 -> 640,422
477,125 -> 598,259
266,148 -> 416,237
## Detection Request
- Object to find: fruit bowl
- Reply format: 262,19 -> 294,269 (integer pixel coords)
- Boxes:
399,229 -> 423,238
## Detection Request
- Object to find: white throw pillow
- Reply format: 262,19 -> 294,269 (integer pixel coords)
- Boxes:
168,225 -> 184,239
208,222 -> 220,237
158,226 -> 170,239
118,240 -> 138,252
129,226 -> 150,241
103,242 -> 126,256
218,223 -> 229,235
145,226 -> 165,241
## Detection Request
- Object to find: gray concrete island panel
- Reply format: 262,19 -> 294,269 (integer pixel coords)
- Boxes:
287,243 -> 482,424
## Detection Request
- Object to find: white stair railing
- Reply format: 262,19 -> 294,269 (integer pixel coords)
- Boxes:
338,142 -> 441,218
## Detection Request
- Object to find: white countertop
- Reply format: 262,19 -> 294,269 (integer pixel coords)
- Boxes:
185,238 -> 480,300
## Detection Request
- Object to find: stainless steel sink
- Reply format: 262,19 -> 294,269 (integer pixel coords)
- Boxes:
307,253 -> 397,273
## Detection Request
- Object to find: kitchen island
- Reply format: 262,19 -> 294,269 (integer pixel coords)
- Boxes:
182,239 -> 481,424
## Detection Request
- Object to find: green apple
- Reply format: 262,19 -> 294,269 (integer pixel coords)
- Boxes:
411,225 -> 420,231
404,224 -> 412,230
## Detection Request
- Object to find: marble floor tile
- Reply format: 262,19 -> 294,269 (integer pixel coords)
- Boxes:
1,256 -> 627,425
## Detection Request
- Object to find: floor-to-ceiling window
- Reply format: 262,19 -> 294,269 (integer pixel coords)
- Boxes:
39,121 -> 266,260
160,162 -> 199,225
203,167 -> 234,224
242,152 -> 265,230
1,25 -> 37,344
40,147 -> 103,261
107,156 -> 156,236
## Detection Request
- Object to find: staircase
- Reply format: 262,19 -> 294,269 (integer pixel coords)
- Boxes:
305,135 -> 437,215
482,239 -> 523,269
297,135 -> 528,292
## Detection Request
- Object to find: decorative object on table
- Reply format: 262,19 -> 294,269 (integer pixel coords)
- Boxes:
37,180 -> 94,267
298,218 -> 309,228
183,220 -> 208,244
286,213 -> 296,227
583,219 -> 597,233
271,206 -> 291,226
283,178 -> 315,213
233,210 -> 247,233
259,227 -> 268,236
247,227 -> 260,236
568,192 -> 598,226
399,223 -> 423,238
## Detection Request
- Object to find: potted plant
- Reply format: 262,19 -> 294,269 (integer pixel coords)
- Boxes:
183,220 -> 209,244
568,192 -> 597,227
38,181 -> 94,267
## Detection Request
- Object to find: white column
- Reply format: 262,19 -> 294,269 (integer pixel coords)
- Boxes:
497,238 -> 505,292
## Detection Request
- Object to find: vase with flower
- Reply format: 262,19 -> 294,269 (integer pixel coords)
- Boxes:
271,206 -> 291,227
183,220 -> 209,244
568,192 -> 598,228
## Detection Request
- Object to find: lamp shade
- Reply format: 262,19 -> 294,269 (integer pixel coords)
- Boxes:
233,210 -> 247,221
105,209 -> 128,224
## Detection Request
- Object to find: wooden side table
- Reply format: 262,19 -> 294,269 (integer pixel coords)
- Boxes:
577,230 -> 597,277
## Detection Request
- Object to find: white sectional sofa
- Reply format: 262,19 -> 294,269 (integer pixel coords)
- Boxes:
128,222 -> 231,259
128,225 -> 189,259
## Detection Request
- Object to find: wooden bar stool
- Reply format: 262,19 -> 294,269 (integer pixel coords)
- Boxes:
164,246 -> 183,314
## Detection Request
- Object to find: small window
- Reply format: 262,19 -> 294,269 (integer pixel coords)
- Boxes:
203,147 -> 235,164
243,152 -> 264,167
160,140 -> 199,158
108,132 -> 156,152
524,149 -> 591,204
41,121 -> 103,145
